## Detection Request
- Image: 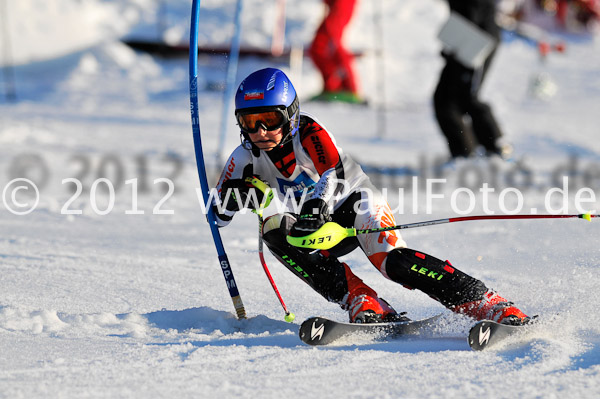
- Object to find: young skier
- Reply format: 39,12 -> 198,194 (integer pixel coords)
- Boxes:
212,67 -> 531,325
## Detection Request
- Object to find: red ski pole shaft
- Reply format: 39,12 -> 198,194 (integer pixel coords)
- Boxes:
358,213 -> 597,235
448,213 -> 595,223
257,214 -> 295,322
259,243 -> 289,313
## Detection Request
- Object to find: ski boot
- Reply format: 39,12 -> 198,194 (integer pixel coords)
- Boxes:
343,262 -> 410,324
453,289 -> 531,325
348,294 -> 410,323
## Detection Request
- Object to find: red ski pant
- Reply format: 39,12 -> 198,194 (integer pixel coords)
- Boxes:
309,0 -> 358,93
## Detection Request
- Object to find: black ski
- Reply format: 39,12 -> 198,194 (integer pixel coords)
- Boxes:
468,320 -> 532,350
299,314 -> 442,346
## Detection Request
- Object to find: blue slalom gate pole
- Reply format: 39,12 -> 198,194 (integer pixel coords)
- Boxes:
215,0 -> 244,167
189,0 -> 246,319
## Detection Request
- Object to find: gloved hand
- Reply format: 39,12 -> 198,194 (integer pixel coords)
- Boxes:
220,176 -> 269,212
289,198 -> 331,237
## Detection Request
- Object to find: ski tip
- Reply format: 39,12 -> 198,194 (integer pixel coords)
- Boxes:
299,317 -> 331,346
468,321 -> 493,351
468,318 -> 536,351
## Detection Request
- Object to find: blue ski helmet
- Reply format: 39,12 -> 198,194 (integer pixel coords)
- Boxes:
235,68 -> 300,148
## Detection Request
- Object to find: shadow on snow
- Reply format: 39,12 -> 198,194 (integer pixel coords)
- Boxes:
142,306 -> 472,352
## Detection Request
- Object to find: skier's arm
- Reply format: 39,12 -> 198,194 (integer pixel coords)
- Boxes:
300,121 -> 346,205
291,123 -> 346,235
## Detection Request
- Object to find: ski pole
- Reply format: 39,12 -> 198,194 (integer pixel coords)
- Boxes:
248,178 -> 295,322
216,0 -> 243,168
271,0 -> 286,57
190,0 -> 246,319
372,0 -> 386,138
287,213 -> 597,250
256,213 -> 295,322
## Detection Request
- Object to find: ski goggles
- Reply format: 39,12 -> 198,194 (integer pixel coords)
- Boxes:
236,109 -> 288,134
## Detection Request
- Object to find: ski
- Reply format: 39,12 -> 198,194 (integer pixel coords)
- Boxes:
299,314 -> 442,346
468,320 -> 532,350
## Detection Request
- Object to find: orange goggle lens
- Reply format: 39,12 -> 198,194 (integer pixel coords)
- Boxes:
238,111 -> 286,133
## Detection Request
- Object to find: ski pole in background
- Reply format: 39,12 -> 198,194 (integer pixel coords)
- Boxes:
529,38 -> 565,100
216,0 -> 244,169
248,177 -> 295,323
372,0 -> 386,138
497,15 -> 566,100
271,0 -> 303,96
288,213 -> 597,250
1,0 -> 17,102
157,0 -> 168,56
157,0 -> 167,40
271,0 -> 287,57
189,0 -> 246,320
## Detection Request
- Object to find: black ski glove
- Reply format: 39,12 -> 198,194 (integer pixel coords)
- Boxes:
289,198 -> 331,237
220,176 -> 268,212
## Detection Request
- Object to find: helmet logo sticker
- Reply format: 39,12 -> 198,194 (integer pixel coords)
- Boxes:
244,92 -> 264,100
267,71 -> 278,91
281,81 -> 288,103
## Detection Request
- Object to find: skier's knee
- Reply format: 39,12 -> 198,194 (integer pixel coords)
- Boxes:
262,213 -> 296,249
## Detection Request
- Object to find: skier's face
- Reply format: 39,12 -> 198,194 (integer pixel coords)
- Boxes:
248,127 -> 283,151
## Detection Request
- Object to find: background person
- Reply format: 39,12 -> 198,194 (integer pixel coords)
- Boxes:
434,0 -> 511,160
309,0 -> 364,104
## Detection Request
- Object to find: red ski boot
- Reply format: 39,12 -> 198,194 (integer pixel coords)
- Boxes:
343,263 -> 408,323
453,290 -> 531,325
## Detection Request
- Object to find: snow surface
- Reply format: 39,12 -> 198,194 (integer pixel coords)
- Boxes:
1,0 -> 600,398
